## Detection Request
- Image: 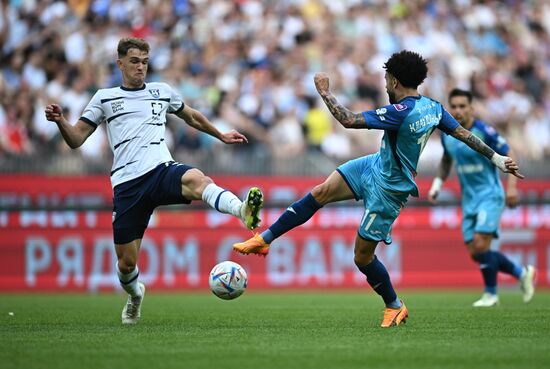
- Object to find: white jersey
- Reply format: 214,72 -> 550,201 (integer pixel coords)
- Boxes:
80,82 -> 184,187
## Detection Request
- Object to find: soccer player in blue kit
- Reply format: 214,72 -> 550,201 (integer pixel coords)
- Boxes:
233,51 -> 523,327
428,88 -> 535,307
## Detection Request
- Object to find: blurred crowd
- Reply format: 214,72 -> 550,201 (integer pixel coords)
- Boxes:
1,0 -> 550,174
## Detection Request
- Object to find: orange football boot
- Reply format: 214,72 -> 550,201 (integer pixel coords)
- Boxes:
380,300 -> 408,328
233,234 -> 270,256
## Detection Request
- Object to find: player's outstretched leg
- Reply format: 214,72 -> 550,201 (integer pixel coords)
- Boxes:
240,187 -> 264,230
520,265 -> 536,303
201,182 -> 263,230
233,192 -> 322,256
121,282 -> 145,325
233,233 -> 271,256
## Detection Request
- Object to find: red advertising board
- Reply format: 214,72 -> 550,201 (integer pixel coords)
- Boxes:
0,175 -> 549,292
1,209 -> 549,292
1,174 -> 549,208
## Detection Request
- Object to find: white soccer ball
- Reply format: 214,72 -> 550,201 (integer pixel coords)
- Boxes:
209,261 -> 248,300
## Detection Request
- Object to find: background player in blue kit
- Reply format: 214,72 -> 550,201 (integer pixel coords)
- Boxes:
45,38 -> 264,325
428,88 -> 535,307
233,50 -> 523,328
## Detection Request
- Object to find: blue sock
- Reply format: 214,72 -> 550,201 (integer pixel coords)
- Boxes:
492,251 -> 523,279
261,193 -> 322,244
473,251 -> 498,295
357,255 -> 400,308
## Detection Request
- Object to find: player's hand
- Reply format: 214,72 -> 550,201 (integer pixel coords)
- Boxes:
427,177 -> 443,205
45,104 -> 64,123
491,154 -> 524,179
427,190 -> 438,204
314,72 -> 330,97
221,130 -> 248,144
505,187 -> 519,208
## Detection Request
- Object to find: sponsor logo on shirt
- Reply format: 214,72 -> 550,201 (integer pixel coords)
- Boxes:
456,163 -> 484,174
393,103 -> 407,111
111,101 -> 124,113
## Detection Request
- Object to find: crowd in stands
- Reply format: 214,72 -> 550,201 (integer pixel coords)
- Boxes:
1,0 -> 550,174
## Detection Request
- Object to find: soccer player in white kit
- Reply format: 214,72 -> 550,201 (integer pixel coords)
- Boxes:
45,38 -> 263,324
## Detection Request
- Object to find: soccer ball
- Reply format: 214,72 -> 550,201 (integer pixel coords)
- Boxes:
209,261 -> 248,300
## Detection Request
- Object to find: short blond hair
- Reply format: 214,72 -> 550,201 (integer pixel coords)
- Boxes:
117,38 -> 150,58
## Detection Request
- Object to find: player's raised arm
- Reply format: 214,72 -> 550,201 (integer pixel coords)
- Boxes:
175,103 -> 248,144
314,73 -> 366,128
450,125 -> 524,178
44,104 -> 96,149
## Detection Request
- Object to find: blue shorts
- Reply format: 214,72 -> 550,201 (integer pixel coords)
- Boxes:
112,162 -> 193,244
462,198 -> 504,243
337,155 -> 409,244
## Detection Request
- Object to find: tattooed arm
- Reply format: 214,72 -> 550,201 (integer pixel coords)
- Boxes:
451,125 -> 496,159
314,73 -> 366,128
450,125 -> 524,178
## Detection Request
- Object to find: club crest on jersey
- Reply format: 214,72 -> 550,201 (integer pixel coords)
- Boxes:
149,89 -> 160,98
393,103 -> 407,111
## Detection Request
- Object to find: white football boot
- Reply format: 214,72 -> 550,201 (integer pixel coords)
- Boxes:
121,282 -> 145,325
519,265 -> 536,303
472,293 -> 499,307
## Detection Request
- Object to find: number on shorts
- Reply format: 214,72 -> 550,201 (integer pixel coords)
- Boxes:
362,209 -> 377,232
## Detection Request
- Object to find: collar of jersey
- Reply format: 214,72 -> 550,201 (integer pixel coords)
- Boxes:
120,84 -> 146,91
397,95 -> 421,103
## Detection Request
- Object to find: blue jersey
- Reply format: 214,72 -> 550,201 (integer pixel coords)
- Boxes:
441,119 -> 509,211
362,96 -> 459,197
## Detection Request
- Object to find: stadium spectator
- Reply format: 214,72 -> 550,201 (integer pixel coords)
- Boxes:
1,0 -> 549,174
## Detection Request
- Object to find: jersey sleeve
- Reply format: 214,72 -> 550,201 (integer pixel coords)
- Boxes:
437,108 -> 460,134
79,91 -> 104,127
361,103 -> 410,131
482,124 -> 509,155
167,85 -> 184,114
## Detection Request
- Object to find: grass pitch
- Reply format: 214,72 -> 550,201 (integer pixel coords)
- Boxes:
1,290 -> 549,369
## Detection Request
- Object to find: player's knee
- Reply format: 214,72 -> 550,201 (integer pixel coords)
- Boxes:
197,175 -> 214,192
182,169 -> 212,196
469,244 -> 488,262
118,256 -> 137,274
354,249 -> 375,266
470,239 -> 489,256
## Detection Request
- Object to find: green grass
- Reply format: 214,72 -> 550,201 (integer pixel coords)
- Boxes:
1,290 -> 549,369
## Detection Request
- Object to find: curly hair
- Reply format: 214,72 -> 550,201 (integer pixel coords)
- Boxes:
117,38 -> 150,58
383,50 -> 428,89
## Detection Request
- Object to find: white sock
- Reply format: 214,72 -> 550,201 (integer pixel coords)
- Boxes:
117,263 -> 142,298
202,183 -> 242,217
